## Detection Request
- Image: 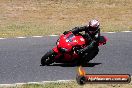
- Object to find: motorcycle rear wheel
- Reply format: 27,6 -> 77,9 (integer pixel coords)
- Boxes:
41,50 -> 55,66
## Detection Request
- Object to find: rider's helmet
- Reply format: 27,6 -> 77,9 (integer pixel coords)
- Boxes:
87,19 -> 100,34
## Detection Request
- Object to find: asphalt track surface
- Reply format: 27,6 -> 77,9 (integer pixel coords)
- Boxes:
0,32 -> 132,84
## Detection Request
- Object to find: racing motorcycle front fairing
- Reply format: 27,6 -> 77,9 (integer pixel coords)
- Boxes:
52,32 -> 87,62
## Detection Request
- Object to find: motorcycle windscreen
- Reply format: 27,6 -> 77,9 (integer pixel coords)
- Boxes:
66,34 -> 74,42
69,35 -> 86,46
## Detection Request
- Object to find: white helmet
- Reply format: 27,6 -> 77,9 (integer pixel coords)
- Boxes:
88,19 -> 100,34
89,19 -> 99,28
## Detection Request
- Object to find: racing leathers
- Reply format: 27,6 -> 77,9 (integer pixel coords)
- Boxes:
63,26 -> 100,57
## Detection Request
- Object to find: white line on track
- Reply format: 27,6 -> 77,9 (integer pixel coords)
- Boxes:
105,32 -> 116,33
15,83 -> 27,85
0,38 -> 6,39
50,35 -> 59,36
57,80 -> 74,82
17,37 -> 27,39
27,82 -> 42,84
32,36 -> 43,38
42,81 -> 57,83
121,31 -> 132,32
0,80 -> 74,86
0,84 -> 13,86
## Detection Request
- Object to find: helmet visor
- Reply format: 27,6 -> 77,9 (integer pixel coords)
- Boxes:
89,26 -> 99,34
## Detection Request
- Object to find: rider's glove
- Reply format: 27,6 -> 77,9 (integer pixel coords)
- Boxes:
63,31 -> 69,35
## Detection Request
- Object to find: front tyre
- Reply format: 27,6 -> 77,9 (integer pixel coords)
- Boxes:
41,50 -> 56,66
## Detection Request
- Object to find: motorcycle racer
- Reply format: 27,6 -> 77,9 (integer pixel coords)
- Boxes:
41,19 -> 108,66
63,19 -> 100,61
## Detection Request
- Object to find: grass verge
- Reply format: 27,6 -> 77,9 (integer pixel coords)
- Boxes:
0,80 -> 132,88
0,0 -> 132,38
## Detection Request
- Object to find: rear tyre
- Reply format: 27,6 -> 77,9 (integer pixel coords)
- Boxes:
41,50 -> 56,66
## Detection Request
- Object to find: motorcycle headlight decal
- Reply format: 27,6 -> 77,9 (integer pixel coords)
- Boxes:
80,38 -> 84,42
66,39 -> 69,42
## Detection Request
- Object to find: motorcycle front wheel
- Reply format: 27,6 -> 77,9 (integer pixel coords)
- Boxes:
41,50 -> 56,66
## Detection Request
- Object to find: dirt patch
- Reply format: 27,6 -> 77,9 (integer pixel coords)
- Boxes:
0,0 -> 132,37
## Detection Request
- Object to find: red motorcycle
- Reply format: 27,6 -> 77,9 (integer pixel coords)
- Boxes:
41,32 -> 107,66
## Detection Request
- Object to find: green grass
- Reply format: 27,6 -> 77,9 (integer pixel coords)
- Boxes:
0,81 -> 82,88
0,0 -> 132,38
21,82 -> 79,88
